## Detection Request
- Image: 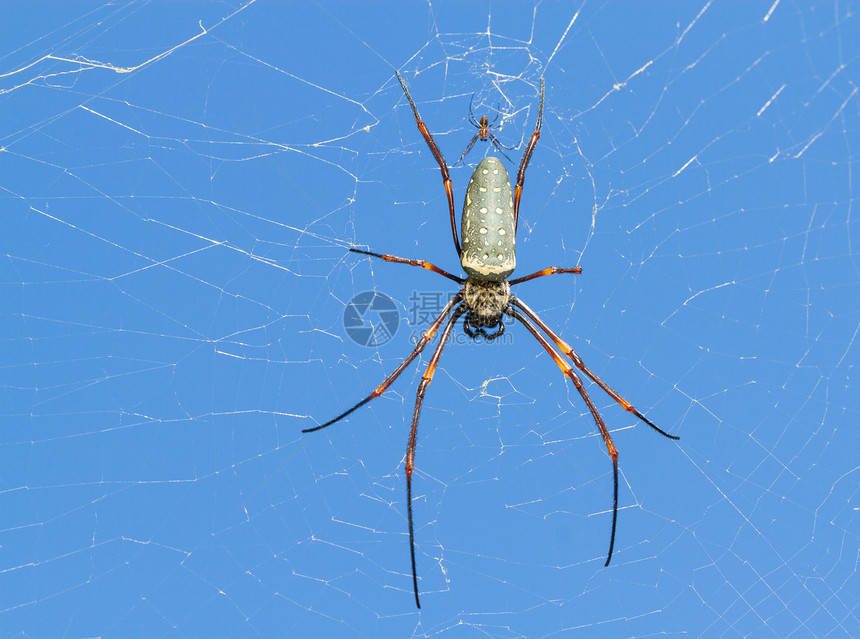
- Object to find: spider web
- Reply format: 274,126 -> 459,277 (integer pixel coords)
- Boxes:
2,1 -> 858,636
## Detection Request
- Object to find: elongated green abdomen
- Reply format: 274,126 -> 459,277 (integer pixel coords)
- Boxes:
460,157 -> 516,281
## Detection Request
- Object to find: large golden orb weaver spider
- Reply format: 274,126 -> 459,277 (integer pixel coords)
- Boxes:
304,71 -> 679,608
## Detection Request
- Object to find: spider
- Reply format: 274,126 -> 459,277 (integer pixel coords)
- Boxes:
304,71 -> 680,609
454,94 -> 516,165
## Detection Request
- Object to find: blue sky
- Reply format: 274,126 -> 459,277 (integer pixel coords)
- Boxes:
2,1 -> 858,636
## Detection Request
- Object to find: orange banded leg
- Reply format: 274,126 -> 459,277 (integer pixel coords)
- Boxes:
508,266 -> 581,286
505,305 -> 620,565
510,297 -> 679,441
302,294 -> 463,434
395,71 -> 461,258
405,304 -> 467,608
349,248 -> 464,284
514,77 -> 544,230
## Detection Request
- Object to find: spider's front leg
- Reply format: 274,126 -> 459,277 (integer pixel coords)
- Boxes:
504,305 -> 622,564
510,297 -> 679,441
302,294 -> 463,433
405,304 -> 467,608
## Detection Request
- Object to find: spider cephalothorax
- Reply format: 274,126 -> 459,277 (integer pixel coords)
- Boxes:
461,277 -> 510,339
304,72 -> 679,609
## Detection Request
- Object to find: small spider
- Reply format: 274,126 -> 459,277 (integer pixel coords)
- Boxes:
454,95 -> 516,165
304,71 -> 679,608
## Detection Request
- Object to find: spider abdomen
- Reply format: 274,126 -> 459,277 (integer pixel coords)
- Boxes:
460,157 -> 516,281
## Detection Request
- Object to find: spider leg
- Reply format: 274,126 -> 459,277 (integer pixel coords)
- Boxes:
489,106 -> 501,129
302,293 -> 463,434
510,297 -> 679,441
406,304 -> 467,608
349,248 -> 464,284
467,94 -> 478,126
514,78 -> 545,230
396,71 -> 461,257
508,266 -> 581,286
488,135 -> 514,164
489,131 -> 517,152
504,305 -> 620,565
454,133 -> 482,166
